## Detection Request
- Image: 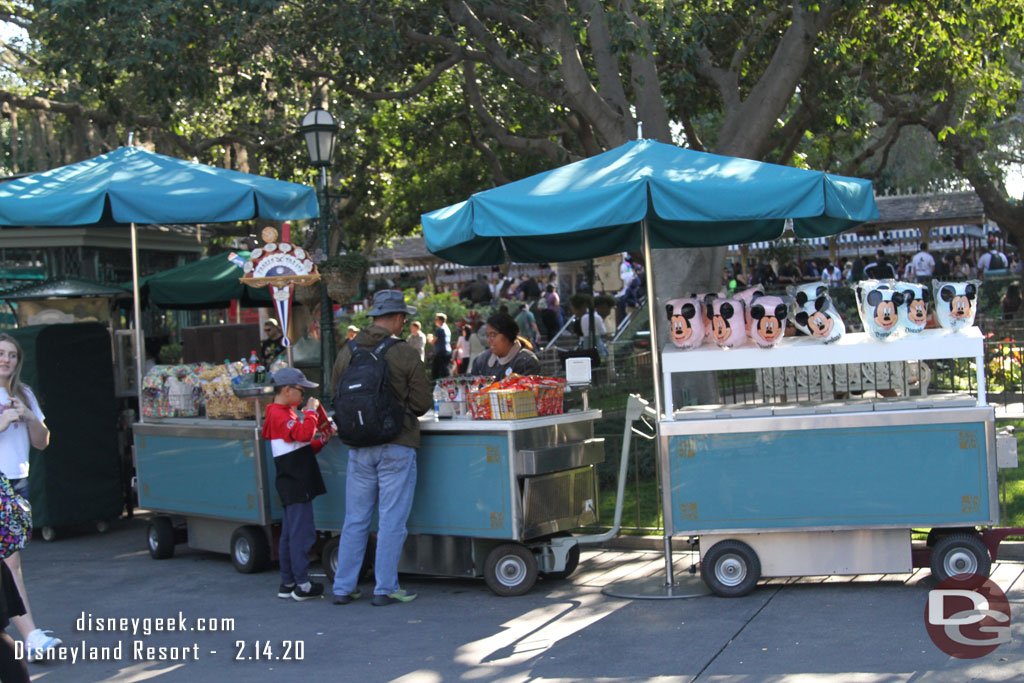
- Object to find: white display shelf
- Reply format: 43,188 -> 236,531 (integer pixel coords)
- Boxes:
662,327 -> 986,417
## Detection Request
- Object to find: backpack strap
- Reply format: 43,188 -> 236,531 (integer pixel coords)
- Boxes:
373,336 -> 403,356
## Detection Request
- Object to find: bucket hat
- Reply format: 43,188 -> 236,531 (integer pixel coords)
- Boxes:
366,289 -> 417,317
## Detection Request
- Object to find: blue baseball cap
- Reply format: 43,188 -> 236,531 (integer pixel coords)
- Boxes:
271,367 -> 318,388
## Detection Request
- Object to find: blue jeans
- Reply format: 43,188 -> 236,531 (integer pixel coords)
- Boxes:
333,444 -> 417,597
279,501 -> 315,586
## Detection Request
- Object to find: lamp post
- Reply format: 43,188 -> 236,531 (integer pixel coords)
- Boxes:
300,107 -> 339,399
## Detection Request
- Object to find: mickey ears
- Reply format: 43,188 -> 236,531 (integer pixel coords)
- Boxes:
940,285 -> 955,302
966,283 -> 977,298
892,291 -> 905,306
720,302 -> 734,318
796,291 -> 809,306
794,311 -> 809,326
774,304 -> 788,319
867,290 -> 883,306
815,296 -> 828,312
750,304 -> 765,320
680,303 -> 696,319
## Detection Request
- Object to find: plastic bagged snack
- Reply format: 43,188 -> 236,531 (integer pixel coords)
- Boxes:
789,283 -> 844,344
665,297 -> 704,349
706,296 -> 747,348
895,281 -> 931,334
856,280 -> 903,340
933,280 -> 981,332
747,294 -> 789,348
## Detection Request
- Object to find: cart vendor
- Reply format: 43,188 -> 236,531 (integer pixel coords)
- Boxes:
470,311 -> 542,378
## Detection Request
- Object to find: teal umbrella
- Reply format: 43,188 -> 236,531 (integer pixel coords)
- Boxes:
0,146 -> 318,225
136,252 -> 272,309
422,139 -> 878,265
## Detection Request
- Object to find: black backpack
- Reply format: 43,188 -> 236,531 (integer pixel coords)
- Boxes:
989,251 -> 1006,271
333,337 -> 406,448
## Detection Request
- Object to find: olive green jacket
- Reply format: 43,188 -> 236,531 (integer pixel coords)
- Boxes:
330,324 -> 432,449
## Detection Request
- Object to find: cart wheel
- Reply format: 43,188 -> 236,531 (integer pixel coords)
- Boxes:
484,543 -> 538,597
930,533 -> 991,583
40,527 -> 56,542
96,520 -> 110,533
147,517 -> 175,559
321,534 -> 375,584
542,542 -> 580,580
230,526 -> 270,574
701,539 -> 761,597
321,536 -> 340,583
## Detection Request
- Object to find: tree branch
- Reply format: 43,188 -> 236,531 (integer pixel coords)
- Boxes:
311,53 -> 462,102
462,61 -> 576,163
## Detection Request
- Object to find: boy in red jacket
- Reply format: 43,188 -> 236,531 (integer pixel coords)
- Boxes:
262,368 -> 334,601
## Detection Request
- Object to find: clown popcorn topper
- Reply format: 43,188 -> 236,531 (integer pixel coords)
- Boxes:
933,280 -> 980,332
665,297 -> 705,349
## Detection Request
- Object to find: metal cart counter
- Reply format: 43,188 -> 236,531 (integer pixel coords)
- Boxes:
315,409 -> 604,595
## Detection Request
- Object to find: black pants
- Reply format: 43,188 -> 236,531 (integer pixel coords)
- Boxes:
432,353 -> 451,380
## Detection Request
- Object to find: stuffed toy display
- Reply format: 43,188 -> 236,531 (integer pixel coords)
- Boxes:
665,297 -> 705,349
789,283 -> 845,344
747,294 -> 789,348
932,280 -> 980,332
706,296 -> 748,348
856,280 -> 903,340
895,281 -> 931,334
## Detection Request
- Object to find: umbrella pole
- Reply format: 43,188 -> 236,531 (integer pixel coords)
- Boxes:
601,219 -> 710,600
130,223 -> 146,424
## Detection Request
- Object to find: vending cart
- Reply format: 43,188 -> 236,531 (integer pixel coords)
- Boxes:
315,408 -> 605,596
659,326 -> 1021,596
134,392 -> 282,574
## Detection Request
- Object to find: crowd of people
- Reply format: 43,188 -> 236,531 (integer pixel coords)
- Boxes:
732,240 -> 1020,292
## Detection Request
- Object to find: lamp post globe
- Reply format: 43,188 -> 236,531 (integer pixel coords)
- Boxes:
300,108 -> 338,168
300,106 -> 339,398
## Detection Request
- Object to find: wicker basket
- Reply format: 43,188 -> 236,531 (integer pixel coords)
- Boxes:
321,270 -> 361,304
293,281 -> 322,306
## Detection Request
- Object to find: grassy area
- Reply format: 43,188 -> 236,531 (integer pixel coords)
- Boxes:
597,479 -> 662,533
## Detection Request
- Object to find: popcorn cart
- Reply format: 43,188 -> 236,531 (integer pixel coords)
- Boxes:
315,375 -> 607,596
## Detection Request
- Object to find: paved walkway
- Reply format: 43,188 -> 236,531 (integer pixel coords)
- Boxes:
15,515 -> 1024,682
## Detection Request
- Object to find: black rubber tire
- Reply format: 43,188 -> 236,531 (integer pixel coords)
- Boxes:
321,534 -> 375,584
321,535 -> 341,583
147,516 -> 175,560
230,526 -> 270,574
930,533 -> 991,583
484,543 -> 538,597
542,542 -> 581,580
701,539 -> 761,597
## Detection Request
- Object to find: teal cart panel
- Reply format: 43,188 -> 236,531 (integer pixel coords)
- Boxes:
314,433 -> 514,539
669,421 -> 990,532
137,434 -> 271,523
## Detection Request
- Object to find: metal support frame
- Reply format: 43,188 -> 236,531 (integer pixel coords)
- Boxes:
317,167 -> 336,400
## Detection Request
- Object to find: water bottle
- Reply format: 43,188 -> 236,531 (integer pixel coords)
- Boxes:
224,359 -> 240,379
432,384 -> 444,420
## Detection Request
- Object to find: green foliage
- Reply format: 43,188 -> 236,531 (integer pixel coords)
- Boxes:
157,343 -> 182,364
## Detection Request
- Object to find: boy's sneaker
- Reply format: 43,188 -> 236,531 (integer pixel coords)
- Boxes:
291,582 -> 324,601
277,583 -> 296,599
371,590 -> 417,606
25,629 -> 62,663
332,590 -> 362,605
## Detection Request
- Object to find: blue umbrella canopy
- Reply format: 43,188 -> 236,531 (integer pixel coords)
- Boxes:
0,146 -> 319,226
422,139 -> 878,265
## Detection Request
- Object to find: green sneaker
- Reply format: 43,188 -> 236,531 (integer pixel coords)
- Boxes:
332,590 -> 362,605
371,590 -> 417,606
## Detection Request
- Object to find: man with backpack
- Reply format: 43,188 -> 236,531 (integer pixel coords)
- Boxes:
978,240 -> 1008,277
329,290 -> 432,606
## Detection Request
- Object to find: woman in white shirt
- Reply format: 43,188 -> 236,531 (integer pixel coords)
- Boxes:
0,335 -> 60,661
